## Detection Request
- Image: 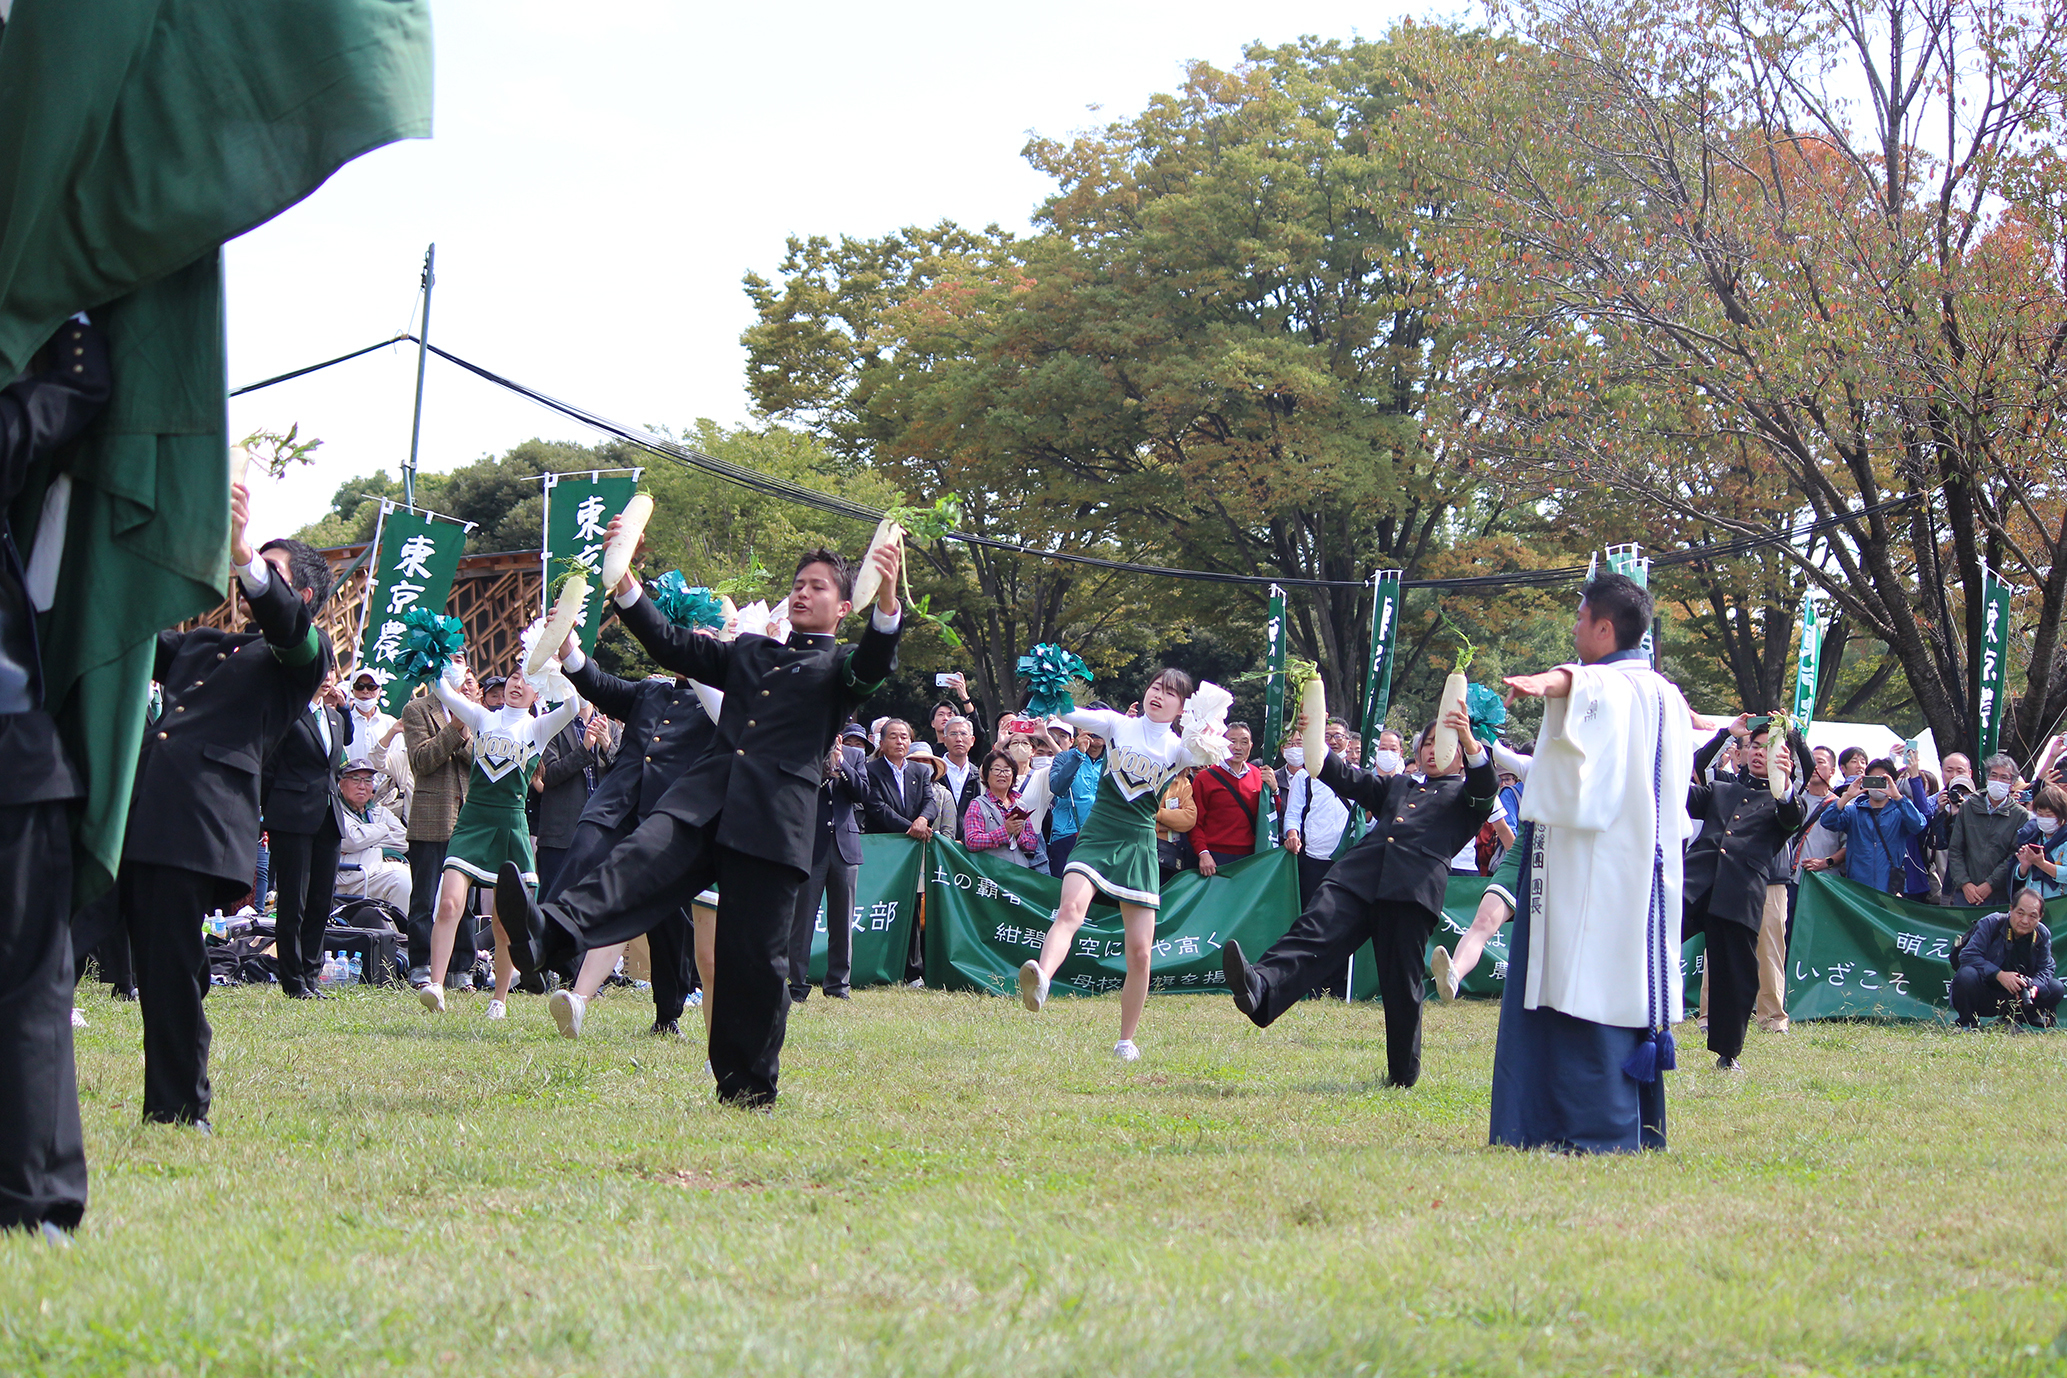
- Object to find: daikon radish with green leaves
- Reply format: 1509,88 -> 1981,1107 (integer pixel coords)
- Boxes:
599,492 -> 653,591
1766,710 -> 1792,800
529,560 -> 593,675
1286,659 -> 1328,767
1429,616 -> 1477,772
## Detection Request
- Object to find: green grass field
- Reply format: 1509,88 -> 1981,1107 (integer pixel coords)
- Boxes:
7,983 -> 2065,1376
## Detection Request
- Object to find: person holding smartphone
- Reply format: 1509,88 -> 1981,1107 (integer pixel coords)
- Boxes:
1821,757 -> 1929,894
963,751 -> 1045,869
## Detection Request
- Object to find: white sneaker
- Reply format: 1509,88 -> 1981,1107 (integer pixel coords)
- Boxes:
70,1008 -> 86,1029
1430,946 -> 1459,1002
549,989 -> 586,1040
1018,960 -> 1049,1012
418,984 -> 446,1014
486,999 -> 507,1020
685,990 -> 704,1009
1113,1039 -> 1141,1063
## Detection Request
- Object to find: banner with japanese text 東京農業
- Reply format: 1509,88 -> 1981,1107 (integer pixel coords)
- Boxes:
542,470 -> 639,655
354,503 -> 470,715
1787,870 -> 2067,1020
800,834 -> 923,988
924,839 -> 1300,997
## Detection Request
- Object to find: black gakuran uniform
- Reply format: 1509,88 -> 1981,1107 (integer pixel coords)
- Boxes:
0,318 -> 107,1234
119,553 -> 331,1124
1229,746 -> 1497,1088
549,652 -> 718,1028
1681,727 -> 1808,1062
507,585 -> 899,1106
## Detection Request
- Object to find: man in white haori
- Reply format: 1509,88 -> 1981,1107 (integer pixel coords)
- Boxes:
1492,573 -> 1694,1152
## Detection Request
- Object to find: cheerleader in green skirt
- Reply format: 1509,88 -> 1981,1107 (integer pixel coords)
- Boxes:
419,658 -> 582,1016
1016,668 -> 1230,1061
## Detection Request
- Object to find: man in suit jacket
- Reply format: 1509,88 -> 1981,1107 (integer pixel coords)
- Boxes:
863,718 -> 940,837
117,490 -> 333,1128
260,677 -> 348,998
399,674 -> 473,985
790,742 -> 868,1001
543,649 -> 717,1038
0,317 -> 107,1238
1223,707 -> 1497,1089
1681,715 -> 1808,1069
500,538 -> 904,1107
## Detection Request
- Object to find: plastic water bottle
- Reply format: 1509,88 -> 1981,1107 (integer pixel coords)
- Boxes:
348,953 -> 363,986
319,952 -> 336,988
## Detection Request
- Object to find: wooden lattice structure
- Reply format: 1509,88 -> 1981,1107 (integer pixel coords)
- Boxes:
182,546 -> 543,675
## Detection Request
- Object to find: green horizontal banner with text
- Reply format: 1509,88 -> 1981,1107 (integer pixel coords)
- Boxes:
1788,871 -> 2067,1021
802,834 -> 924,989
925,839 -> 1300,997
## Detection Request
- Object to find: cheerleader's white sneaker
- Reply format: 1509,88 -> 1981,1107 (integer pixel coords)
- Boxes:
549,989 -> 586,1040
486,999 -> 506,1020
1112,1040 -> 1141,1063
1018,960 -> 1049,1012
418,984 -> 446,1014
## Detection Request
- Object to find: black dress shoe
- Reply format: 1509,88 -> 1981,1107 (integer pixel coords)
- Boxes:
648,1018 -> 682,1038
496,862 -> 544,978
823,988 -> 851,1000
1223,939 -> 1265,1025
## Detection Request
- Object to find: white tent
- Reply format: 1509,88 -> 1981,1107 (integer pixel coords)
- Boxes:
1803,721 -> 1940,778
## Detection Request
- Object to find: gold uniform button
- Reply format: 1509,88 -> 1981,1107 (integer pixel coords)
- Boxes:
736,748 -> 745,756
218,653 -> 228,661
761,689 -> 770,697
157,731 -> 168,740
747,720 -> 756,728
175,705 -> 186,713
645,756 -> 652,763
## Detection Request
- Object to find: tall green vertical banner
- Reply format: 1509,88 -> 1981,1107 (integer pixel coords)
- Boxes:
1257,584 -> 1288,851
1360,569 -> 1403,743
356,503 -> 472,715
1790,595 -> 1823,728
542,469 -> 640,655
1976,565 -> 2015,759
1604,543 -> 1653,663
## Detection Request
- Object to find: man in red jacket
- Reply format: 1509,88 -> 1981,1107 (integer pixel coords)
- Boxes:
1192,722 -> 1277,876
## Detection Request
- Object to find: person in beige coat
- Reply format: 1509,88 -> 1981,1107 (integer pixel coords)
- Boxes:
400,670 -> 475,986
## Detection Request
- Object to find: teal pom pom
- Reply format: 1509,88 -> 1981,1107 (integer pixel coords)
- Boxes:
1466,681 -> 1508,741
649,571 -> 727,630
397,607 -> 465,686
1015,643 -> 1090,718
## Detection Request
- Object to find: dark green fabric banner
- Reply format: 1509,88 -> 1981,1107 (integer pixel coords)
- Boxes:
925,839 -> 1300,997
802,834 -> 923,989
543,471 -> 639,655
1788,871 -> 2067,1021
357,504 -> 469,715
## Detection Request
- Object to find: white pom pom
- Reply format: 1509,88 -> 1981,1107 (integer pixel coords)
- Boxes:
1179,679 -> 1235,767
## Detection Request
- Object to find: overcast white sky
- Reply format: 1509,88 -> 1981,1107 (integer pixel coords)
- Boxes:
225,0 -> 1419,541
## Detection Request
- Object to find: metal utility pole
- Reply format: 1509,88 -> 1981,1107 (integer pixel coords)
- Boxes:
403,243 -> 435,507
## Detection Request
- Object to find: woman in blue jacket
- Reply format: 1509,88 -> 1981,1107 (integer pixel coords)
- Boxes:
1822,756 -> 1929,893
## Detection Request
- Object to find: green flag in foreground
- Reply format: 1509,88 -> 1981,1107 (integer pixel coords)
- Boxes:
0,0 -> 431,899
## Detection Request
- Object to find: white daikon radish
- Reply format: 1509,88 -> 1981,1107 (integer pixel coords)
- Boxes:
530,566 -> 592,676
1429,672 -> 1467,772
1766,711 -> 1791,800
229,443 -> 251,491
600,493 -> 653,590
1285,659 -> 1329,768
849,517 -> 904,611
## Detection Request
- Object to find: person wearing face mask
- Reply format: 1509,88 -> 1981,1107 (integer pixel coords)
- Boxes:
1821,757 -> 1928,894
1368,729 -> 1405,778
2000,784 -> 2067,901
342,669 -> 401,761
1946,754 -> 2031,907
